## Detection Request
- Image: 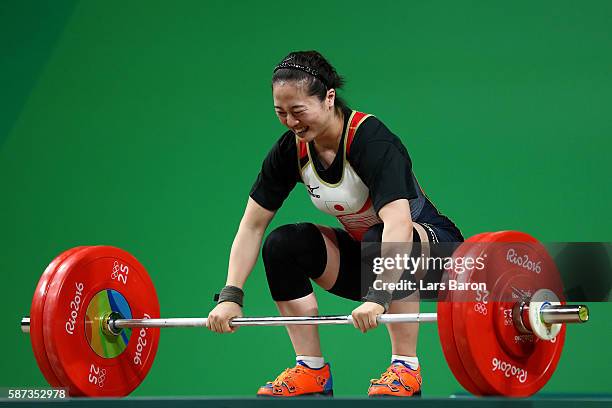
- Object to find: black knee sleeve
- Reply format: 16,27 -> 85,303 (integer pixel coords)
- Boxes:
262,223 -> 327,301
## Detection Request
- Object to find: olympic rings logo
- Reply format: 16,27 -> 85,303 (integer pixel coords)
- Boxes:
89,364 -> 107,388
98,368 -> 107,388
111,261 -> 129,285
474,302 -> 488,315
111,261 -> 120,279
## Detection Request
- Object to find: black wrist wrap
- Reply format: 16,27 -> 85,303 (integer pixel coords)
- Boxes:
362,287 -> 392,312
214,285 -> 244,307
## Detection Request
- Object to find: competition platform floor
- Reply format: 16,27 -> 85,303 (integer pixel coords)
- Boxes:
2,395 -> 612,407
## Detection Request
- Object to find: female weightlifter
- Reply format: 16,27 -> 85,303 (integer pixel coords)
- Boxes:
206,50 -> 463,397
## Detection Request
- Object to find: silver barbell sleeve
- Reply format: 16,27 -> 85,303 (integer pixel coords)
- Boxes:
539,305 -> 589,324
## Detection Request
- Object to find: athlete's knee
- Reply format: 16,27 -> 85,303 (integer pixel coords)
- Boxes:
262,223 -> 327,301
262,223 -> 326,268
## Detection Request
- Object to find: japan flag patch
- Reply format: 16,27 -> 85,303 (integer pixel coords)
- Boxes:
325,201 -> 352,214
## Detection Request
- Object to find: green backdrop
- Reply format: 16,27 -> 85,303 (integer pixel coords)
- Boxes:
1,0 -> 611,397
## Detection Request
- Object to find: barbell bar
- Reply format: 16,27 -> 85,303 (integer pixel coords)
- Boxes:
21,304 -> 587,333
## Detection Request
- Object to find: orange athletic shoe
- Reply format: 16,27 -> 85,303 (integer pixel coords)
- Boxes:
257,361 -> 333,397
368,361 -> 422,397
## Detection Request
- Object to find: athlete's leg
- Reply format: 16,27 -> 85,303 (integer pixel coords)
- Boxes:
383,223 -> 429,356
365,224 -> 430,397
262,223 -> 343,357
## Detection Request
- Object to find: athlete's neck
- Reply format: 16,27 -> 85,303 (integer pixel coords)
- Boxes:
313,109 -> 344,152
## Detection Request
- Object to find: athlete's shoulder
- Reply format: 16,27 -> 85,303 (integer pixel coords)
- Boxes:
347,110 -> 405,157
269,129 -> 298,157
356,116 -> 380,143
258,130 -> 299,176
276,129 -> 297,146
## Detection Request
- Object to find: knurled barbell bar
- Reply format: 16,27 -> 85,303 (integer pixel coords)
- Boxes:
19,230 -> 590,397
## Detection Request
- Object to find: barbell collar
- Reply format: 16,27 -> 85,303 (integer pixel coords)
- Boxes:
21,317 -> 30,333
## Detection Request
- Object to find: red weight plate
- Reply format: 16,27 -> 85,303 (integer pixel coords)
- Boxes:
451,232 -> 515,395
42,246 -> 160,396
452,231 -> 565,396
437,232 -> 493,396
30,246 -> 89,388
491,273 -> 536,359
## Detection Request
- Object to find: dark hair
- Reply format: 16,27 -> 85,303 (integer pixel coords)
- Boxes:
272,50 -> 347,113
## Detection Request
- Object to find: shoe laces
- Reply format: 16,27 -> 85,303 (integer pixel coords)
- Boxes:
371,366 -> 401,385
271,366 -> 305,389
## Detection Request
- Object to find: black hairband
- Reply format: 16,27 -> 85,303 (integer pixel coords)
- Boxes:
273,61 -> 328,88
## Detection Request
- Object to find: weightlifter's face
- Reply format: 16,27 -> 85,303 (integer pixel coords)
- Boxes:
273,81 -> 335,143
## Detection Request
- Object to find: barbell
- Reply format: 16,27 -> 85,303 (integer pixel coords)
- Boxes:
20,230 -> 589,397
